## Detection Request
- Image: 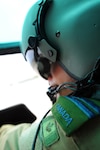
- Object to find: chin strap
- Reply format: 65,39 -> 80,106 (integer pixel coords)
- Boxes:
47,82 -> 77,103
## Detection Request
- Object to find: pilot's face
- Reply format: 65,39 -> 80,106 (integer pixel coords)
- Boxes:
48,62 -> 76,96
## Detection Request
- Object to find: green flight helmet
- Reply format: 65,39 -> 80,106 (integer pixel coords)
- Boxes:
21,0 -> 100,81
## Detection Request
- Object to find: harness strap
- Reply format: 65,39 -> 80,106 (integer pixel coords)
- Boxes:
52,96 -> 100,136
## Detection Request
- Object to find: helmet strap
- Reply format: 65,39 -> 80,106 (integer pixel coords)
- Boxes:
74,57 -> 100,97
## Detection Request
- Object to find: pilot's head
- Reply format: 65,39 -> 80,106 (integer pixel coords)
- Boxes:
21,0 -> 100,101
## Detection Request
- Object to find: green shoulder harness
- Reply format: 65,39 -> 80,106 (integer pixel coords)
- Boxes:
52,96 -> 100,136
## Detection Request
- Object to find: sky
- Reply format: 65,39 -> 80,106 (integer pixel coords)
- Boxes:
0,0 -> 37,43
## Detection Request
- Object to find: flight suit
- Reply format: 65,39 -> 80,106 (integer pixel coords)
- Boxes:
0,96 -> 100,150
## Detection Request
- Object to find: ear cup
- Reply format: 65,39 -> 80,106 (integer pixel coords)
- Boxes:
37,57 -> 51,79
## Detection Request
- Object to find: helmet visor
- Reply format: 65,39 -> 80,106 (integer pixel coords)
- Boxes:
25,48 -> 52,80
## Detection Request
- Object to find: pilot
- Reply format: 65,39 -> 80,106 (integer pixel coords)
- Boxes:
0,0 -> 100,150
